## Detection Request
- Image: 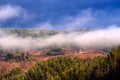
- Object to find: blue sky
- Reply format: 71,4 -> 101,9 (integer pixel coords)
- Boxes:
0,0 -> 120,30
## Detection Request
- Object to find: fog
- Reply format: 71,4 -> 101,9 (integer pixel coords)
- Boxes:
0,26 -> 120,51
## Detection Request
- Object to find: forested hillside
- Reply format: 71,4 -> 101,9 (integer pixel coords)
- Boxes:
0,28 -> 119,80
0,28 -> 62,37
0,46 -> 120,80
0,28 -> 91,37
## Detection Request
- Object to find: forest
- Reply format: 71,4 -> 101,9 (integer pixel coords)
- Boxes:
0,28 -> 90,38
0,46 -> 120,80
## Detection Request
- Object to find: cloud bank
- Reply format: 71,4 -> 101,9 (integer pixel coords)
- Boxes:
0,26 -> 120,51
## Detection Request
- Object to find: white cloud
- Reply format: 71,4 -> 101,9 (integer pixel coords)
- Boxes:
60,8 -> 106,30
0,4 -> 28,21
0,25 -> 120,50
33,8 -> 120,30
63,9 -> 93,30
34,8 -> 96,30
33,9 -> 94,30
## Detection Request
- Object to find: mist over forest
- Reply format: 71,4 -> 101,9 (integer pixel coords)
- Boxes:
0,26 -> 120,51
1,0 -> 120,80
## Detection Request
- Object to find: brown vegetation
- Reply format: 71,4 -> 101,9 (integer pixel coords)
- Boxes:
0,49 -> 107,72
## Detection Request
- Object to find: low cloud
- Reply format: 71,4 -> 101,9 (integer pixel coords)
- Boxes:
0,26 -> 120,51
